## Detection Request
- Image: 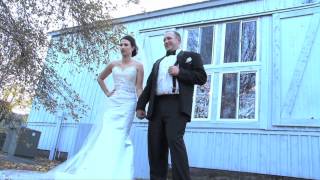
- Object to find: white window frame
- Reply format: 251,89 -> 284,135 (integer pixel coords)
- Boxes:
191,74 -> 214,121
214,18 -> 260,122
216,70 -> 260,122
182,24 -> 215,65
182,25 -> 215,121
179,18 -> 262,127
219,18 -> 261,65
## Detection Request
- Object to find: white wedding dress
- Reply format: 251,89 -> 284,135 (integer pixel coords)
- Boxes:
0,65 -> 138,180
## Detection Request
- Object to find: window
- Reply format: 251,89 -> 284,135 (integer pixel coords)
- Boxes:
185,26 -> 214,65
220,72 -> 256,119
183,18 -> 259,123
219,19 -> 258,121
224,20 -> 257,63
192,75 -> 212,120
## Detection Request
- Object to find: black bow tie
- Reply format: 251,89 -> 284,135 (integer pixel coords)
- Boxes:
166,50 -> 176,56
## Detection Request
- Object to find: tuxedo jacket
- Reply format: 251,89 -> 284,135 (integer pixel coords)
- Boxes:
136,51 -> 207,121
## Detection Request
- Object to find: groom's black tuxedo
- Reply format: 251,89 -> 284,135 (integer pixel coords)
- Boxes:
137,50 -> 207,121
137,50 -> 207,180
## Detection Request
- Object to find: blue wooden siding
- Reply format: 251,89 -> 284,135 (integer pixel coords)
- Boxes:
27,0 -> 320,179
132,125 -> 320,179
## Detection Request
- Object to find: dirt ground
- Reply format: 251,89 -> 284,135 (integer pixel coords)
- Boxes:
0,151 -> 61,172
0,151 -> 306,180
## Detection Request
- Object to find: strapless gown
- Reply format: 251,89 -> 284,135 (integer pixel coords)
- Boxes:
0,65 -> 138,180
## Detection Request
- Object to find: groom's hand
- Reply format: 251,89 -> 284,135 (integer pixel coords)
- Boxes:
168,65 -> 179,76
136,110 -> 146,119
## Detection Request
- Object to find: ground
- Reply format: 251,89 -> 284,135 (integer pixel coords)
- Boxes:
0,151 -> 61,172
0,151 -> 306,180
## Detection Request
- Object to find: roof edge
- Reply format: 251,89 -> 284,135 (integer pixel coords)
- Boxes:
114,0 -> 253,24
48,0 -> 251,37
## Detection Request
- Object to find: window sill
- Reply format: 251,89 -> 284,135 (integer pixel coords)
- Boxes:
186,120 -> 262,129
133,118 -> 263,129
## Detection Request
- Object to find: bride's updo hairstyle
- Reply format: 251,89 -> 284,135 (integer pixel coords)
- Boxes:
121,35 -> 138,57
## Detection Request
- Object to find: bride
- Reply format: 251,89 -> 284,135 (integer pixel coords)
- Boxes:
0,35 -> 144,180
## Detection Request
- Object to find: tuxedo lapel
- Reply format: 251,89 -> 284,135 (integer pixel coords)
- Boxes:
174,50 -> 184,66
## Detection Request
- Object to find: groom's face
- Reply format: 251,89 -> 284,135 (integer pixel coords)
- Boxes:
163,32 -> 180,51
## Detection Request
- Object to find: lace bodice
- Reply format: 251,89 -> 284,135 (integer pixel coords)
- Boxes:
112,65 -> 137,94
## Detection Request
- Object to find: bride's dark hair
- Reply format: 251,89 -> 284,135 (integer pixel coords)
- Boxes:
121,35 -> 138,57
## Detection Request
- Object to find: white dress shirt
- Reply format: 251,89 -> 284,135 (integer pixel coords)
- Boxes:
156,49 -> 182,95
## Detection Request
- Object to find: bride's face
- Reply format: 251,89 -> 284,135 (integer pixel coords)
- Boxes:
120,39 -> 134,57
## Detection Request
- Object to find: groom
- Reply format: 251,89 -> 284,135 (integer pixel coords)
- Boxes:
136,31 -> 207,180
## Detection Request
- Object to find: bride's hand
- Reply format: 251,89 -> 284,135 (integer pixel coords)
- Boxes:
136,110 -> 146,119
106,89 -> 116,97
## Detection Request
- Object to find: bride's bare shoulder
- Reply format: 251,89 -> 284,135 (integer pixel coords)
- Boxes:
107,60 -> 121,68
132,60 -> 143,68
112,60 -> 122,65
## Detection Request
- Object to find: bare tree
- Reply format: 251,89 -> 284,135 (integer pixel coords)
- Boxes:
0,0 -> 137,122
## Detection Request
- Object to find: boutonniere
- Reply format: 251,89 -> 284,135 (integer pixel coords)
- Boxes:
185,57 -> 192,63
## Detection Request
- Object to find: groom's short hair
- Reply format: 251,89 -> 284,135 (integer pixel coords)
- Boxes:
165,30 -> 181,42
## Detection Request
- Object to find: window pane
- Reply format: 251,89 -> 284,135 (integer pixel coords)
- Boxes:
238,72 -> 256,119
200,26 -> 214,65
193,75 -> 211,119
241,21 -> 257,62
220,73 -> 238,118
187,28 -> 199,52
224,22 -> 240,63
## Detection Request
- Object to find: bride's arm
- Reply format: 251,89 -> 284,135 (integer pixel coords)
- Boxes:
97,62 -> 115,97
135,63 -> 144,98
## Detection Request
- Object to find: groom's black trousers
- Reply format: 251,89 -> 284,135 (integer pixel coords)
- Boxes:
148,95 -> 191,180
